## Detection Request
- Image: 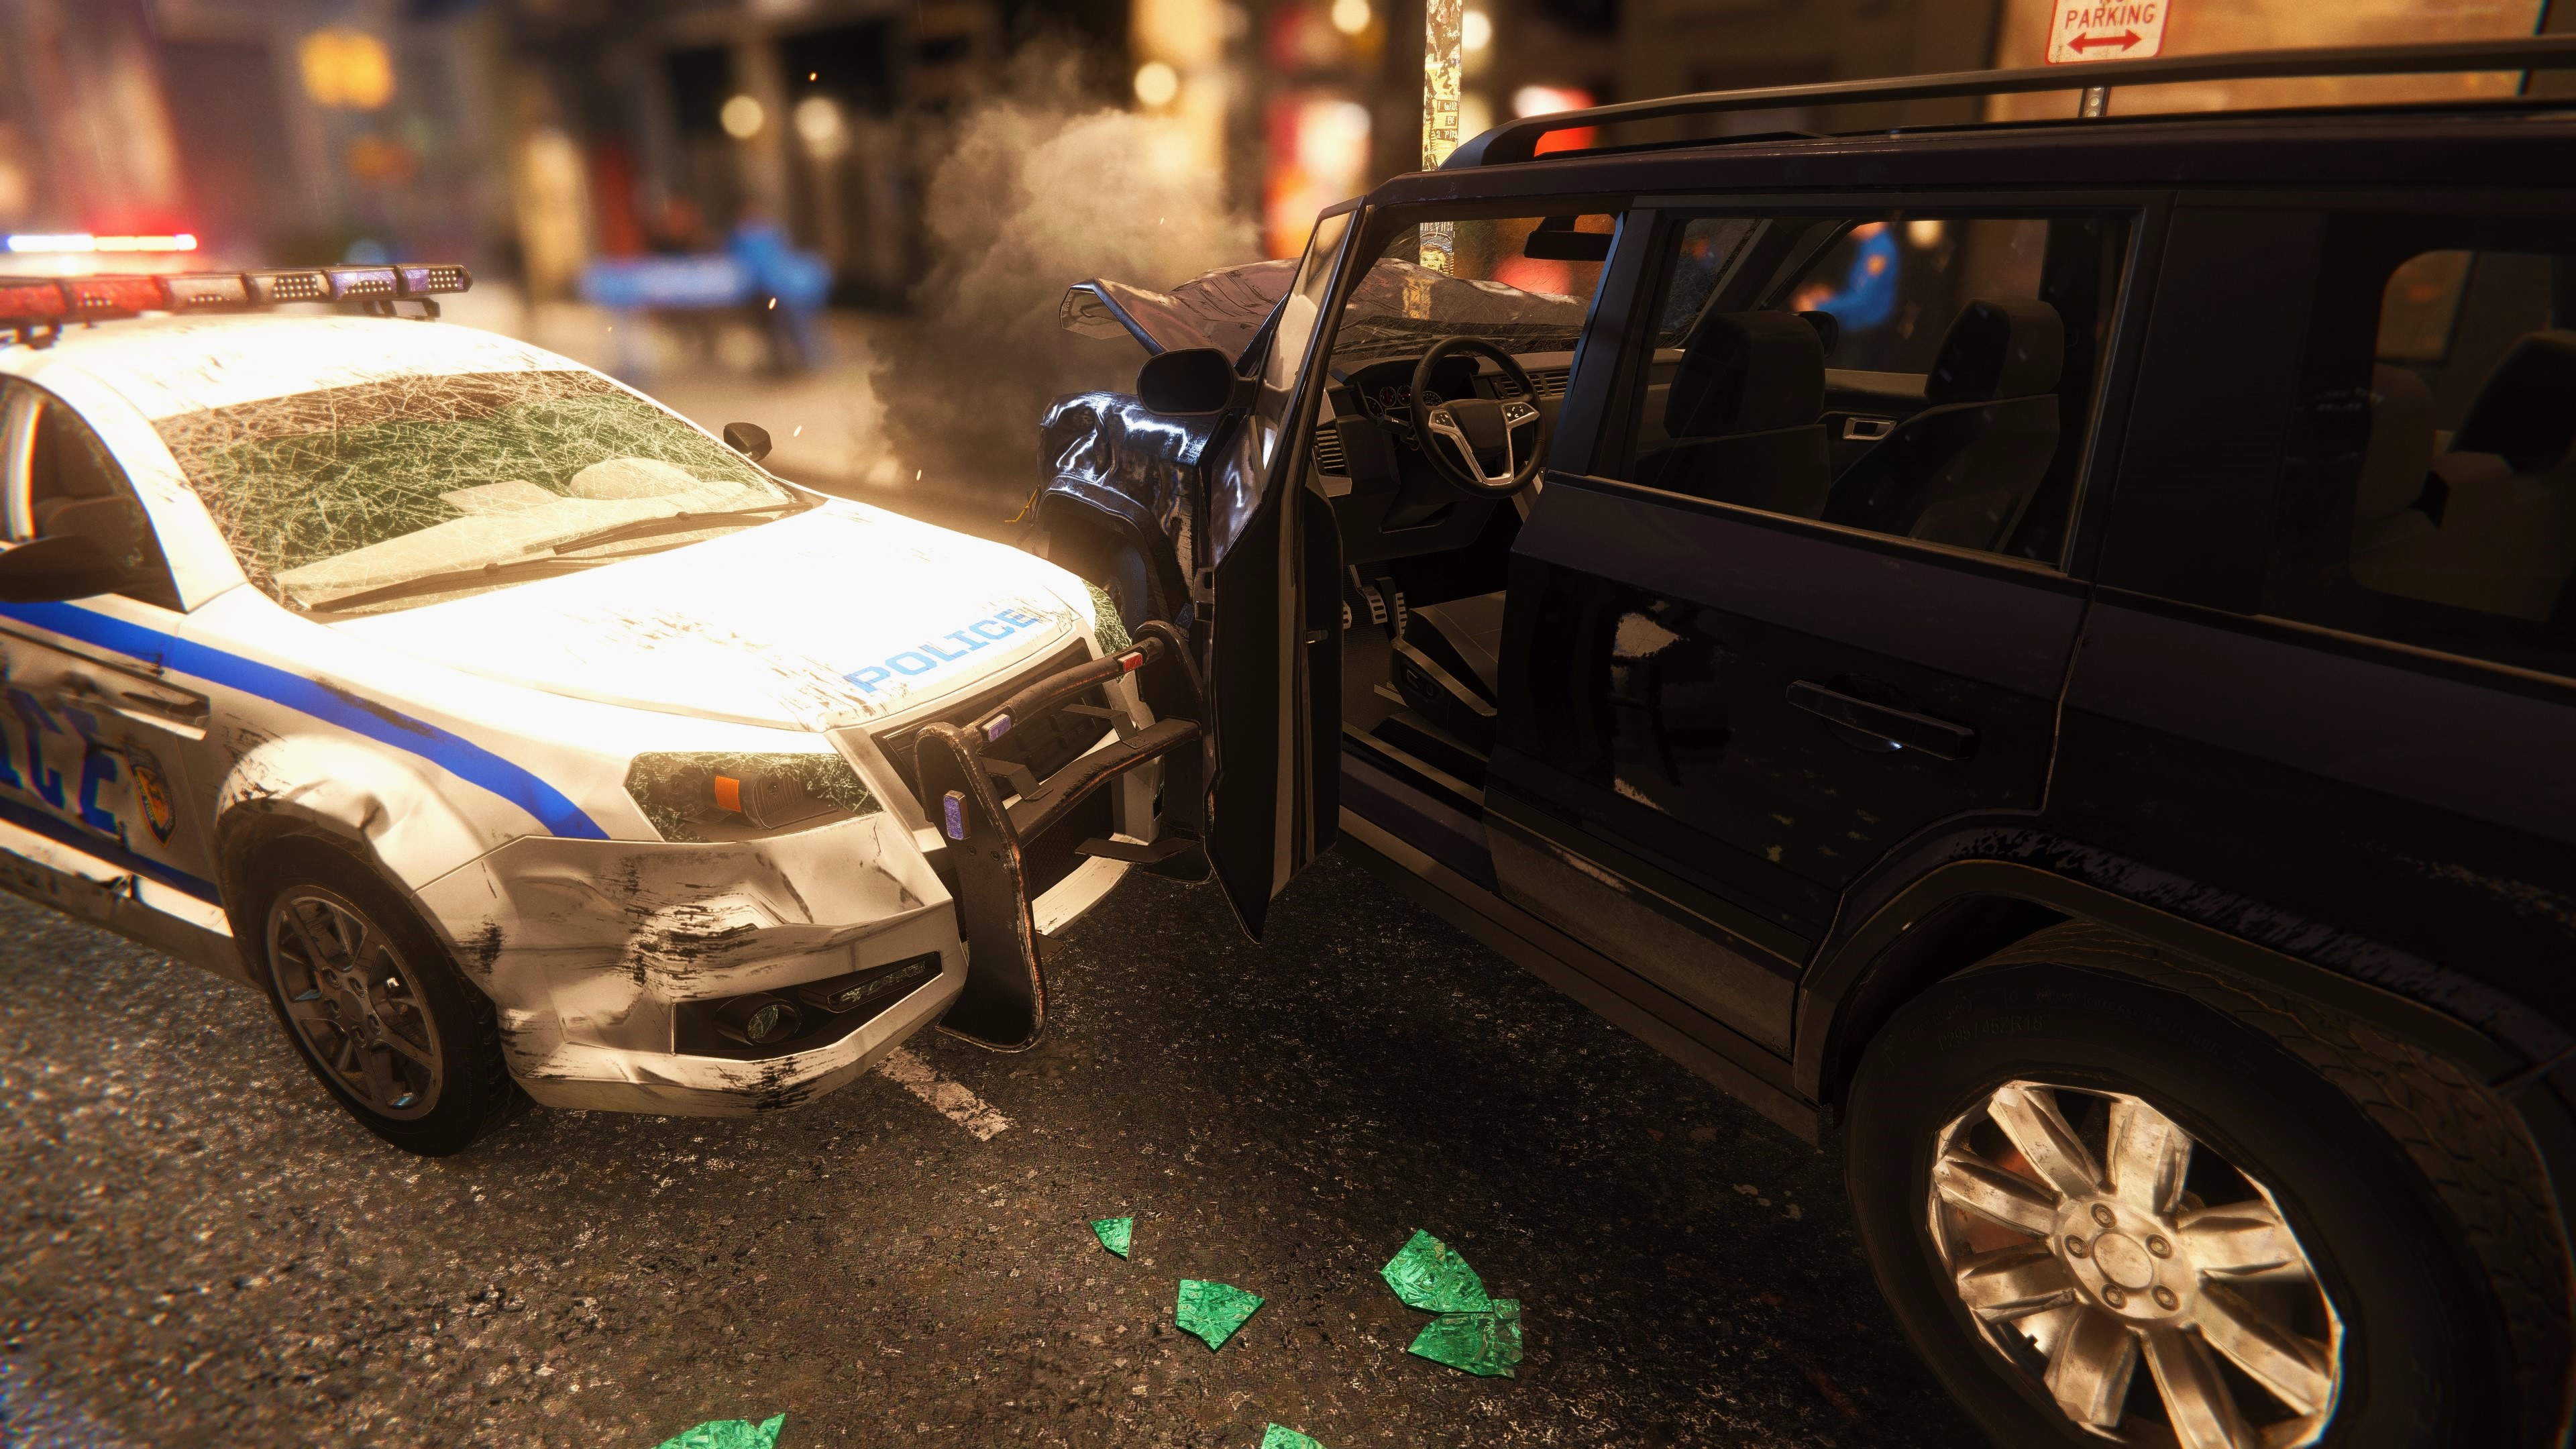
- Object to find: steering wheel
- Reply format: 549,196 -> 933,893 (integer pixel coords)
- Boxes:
1407,337 -> 1548,498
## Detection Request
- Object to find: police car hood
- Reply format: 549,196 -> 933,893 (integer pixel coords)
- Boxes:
335,501 -> 1090,733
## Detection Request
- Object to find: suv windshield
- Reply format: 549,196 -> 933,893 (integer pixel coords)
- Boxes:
1330,217 -> 1609,366
153,369 -> 801,614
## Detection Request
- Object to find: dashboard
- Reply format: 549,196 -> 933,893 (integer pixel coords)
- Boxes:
1336,356 -> 1488,428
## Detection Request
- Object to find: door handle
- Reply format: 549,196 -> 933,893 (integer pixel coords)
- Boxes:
1786,680 -> 1977,761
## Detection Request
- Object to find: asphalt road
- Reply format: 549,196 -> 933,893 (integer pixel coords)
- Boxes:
0,849 -> 1985,1449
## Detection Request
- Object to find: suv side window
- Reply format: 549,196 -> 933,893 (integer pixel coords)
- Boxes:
1601,209 -> 2133,566
0,383 -> 184,611
2265,217 -> 2576,678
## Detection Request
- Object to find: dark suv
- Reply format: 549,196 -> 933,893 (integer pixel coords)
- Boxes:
966,36 -> 2576,1447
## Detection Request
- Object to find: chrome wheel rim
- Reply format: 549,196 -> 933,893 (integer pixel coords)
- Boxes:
267,885 -> 443,1120
1929,1081 -> 2343,1448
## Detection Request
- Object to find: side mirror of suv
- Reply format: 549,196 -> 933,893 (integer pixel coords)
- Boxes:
1136,348 -> 1245,417
0,535 -> 129,604
722,421 -> 773,462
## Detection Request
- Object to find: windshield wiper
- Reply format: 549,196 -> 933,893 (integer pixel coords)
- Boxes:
297,556 -> 608,615
297,501 -> 814,616
543,500 -> 810,557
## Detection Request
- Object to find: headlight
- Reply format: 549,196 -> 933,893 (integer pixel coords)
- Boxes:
624,751 -> 878,842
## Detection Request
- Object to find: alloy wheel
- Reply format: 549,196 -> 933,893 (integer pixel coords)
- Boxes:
267,885 -> 444,1120
1928,1081 -> 2342,1448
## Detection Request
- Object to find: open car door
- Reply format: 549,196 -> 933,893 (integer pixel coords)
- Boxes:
1198,201 -> 1362,938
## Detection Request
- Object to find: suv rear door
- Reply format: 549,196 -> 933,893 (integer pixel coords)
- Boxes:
2066,199 -> 2576,1016
1491,199 -> 2144,1052
1199,201 -> 1362,934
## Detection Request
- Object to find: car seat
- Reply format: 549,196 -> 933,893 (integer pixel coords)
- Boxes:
1631,311 -> 1832,517
27,407 -> 152,567
1391,591 -> 1509,755
1821,299 -> 2064,551
2348,330 -> 2576,622
2348,364 -> 2439,564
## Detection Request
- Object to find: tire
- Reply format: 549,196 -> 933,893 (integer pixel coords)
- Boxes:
1845,926 -> 2569,1448
248,839 -> 521,1156
1055,524 -> 1167,634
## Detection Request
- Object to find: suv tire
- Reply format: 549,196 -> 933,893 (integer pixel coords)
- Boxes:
248,839 -> 521,1156
1845,932 -> 2567,1447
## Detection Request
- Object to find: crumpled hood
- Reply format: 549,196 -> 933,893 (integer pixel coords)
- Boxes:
335,501 -> 1089,732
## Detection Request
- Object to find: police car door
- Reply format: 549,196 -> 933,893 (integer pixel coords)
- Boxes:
1199,201 -> 1361,936
0,380 -> 221,948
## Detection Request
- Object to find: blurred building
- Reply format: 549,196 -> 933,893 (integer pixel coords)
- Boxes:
0,0 -> 1126,300
1,0 -> 2564,282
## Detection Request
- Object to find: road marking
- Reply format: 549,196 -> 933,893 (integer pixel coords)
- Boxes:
878,1046 -> 1012,1140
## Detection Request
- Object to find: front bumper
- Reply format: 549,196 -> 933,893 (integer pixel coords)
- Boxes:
413,809 -> 963,1116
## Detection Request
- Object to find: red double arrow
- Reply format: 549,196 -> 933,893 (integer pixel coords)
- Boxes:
2069,29 -> 2143,52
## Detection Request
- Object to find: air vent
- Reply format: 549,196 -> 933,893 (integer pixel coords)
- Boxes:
1525,367 -> 1570,399
1313,426 -> 1348,476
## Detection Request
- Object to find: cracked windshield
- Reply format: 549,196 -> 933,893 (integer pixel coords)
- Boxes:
152,370 -> 800,614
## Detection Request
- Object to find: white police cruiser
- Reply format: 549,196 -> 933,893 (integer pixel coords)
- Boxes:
0,266 -> 1203,1153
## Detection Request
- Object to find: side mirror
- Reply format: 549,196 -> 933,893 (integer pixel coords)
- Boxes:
0,535 -> 128,604
1136,347 -> 1244,417
722,421 -> 772,462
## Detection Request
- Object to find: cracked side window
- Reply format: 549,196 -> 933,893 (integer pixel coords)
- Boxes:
152,370 -> 800,614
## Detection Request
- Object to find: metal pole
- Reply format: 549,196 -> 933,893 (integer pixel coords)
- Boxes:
1419,0 -> 1462,273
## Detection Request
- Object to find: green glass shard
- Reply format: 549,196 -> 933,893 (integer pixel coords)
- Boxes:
1090,1216 -> 1133,1258
1087,582 -> 1132,654
653,1413 -> 786,1449
1408,1299 -> 1522,1378
1261,1424 -> 1326,1449
1379,1228 -> 1491,1313
1175,1278 -> 1265,1351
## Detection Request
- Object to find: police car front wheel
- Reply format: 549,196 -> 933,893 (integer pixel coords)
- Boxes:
253,843 -> 519,1155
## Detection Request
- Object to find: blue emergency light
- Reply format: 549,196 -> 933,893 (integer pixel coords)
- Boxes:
1,264 -> 472,347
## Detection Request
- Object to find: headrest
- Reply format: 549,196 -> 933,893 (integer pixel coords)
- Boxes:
1925,299 -> 2065,404
2354,364 -> 2436,523
1664,311 -> 1824,438
2451,330 -> 2576,473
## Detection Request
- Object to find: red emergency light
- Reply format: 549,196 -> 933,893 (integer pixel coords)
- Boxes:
0,264 -> 472,347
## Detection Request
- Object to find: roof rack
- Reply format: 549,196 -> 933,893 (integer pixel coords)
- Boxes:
1,263 -> 472,348
1446,35 -> 2576,168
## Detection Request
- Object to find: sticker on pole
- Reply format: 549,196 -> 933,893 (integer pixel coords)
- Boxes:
2047,1 -> 2167,64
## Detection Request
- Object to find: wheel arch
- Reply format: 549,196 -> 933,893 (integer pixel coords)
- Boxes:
1803,859 -> 2539,1114
1036,488 -> 1181,594
211,732 -> 498,979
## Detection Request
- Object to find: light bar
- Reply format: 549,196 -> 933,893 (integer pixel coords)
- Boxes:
5,233 -> 199,254
1,264 -> 473,340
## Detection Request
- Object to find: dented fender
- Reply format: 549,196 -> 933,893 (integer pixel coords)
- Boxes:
209,729 -> 502,906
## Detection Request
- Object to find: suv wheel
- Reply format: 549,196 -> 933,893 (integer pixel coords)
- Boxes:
1847,934 -> 2565,1447
251,841 -> 520,1155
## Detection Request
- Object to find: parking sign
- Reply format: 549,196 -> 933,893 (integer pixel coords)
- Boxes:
2047,1 -> 2169,64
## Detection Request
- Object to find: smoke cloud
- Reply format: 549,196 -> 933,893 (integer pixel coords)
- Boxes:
869,49 -> 1259,499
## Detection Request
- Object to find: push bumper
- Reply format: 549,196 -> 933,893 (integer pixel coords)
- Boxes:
916,621 -> 1210,1050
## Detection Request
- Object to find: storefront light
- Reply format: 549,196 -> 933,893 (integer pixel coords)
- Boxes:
1134,60 -> 1181,107
1330,0 -> 1373,36
793,95 -> 847,156
1462,9 -> 1492,50
720,95 -> 765,139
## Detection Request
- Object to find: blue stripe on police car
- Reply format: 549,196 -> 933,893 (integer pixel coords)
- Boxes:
845,607 -> 1051,695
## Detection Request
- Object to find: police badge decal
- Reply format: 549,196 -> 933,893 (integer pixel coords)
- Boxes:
128,749 -> 176,843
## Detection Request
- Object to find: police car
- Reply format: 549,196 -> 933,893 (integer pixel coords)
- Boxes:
0,264 -> 1203,1155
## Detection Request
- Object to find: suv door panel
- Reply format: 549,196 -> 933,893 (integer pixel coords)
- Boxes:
1497,478 -> 2086,947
